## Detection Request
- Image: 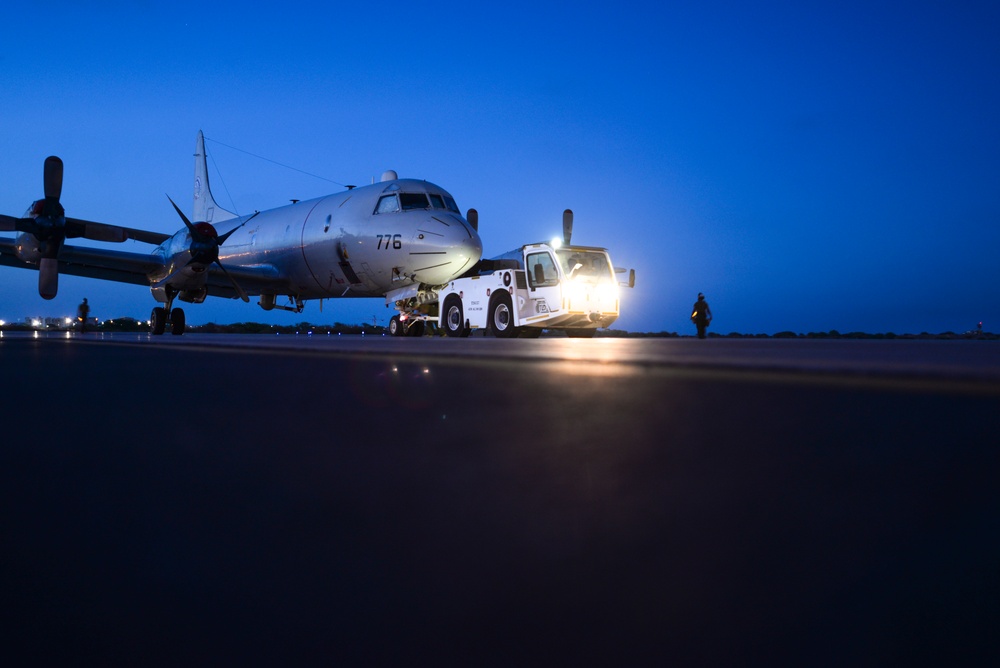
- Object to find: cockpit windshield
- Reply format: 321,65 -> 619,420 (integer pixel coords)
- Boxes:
400,193 -> 429,210
375,192 -> 461,214
556,249 -> 613,281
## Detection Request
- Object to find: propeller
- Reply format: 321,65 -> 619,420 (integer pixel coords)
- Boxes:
563,209 -> 573,246
166,196 -> 253,302
28,157 -> 64,299
0,156 -> 129,299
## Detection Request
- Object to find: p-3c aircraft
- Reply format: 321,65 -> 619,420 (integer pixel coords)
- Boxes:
0,131 -> 483,334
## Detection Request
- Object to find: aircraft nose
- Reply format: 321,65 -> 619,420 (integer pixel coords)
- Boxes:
411,213 -> 482,284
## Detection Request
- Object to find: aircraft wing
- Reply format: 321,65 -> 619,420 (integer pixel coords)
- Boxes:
0,237 -> 165,287
0,237 -> 282,299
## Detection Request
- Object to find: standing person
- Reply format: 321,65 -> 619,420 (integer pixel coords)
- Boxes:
691,293 -> 712,339
77,298 -> 90,333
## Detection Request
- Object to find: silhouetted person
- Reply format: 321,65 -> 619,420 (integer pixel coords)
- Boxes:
691,293 -> 712,339
77,298 -> 90,333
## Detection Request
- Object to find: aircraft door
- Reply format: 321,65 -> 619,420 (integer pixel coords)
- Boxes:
300,195 -> 374,296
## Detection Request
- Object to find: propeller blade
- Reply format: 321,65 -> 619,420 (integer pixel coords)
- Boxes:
64,218 -> 129,242
81,222 -> 128,243
0,214 -> 23,232
217,210 -> 259,246
166,195 -> 196,234
562,209 -> 573,246
44,157 -> 63,201
214,260 -> 249,302
466,208 -> 479,232
38,257 -> 59,299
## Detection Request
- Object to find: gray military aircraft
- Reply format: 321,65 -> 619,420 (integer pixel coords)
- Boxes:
0,131 -> 483,334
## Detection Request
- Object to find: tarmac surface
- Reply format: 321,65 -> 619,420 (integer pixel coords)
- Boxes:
1,332 -> 998,665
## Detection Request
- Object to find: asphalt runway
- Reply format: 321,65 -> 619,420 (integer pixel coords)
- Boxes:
1,333 -> 998,665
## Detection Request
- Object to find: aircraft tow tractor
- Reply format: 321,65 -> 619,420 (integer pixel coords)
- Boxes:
385,209 -> 635,338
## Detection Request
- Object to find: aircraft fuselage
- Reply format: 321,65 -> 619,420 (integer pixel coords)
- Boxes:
152,177 -> 482,302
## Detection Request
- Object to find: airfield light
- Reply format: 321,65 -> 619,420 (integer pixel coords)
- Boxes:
0,320 -> 5,327
65,317 -> 73,325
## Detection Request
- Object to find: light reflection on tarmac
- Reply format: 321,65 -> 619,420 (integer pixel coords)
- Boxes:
15,330 -> 1000,390
0,333 -> 997,664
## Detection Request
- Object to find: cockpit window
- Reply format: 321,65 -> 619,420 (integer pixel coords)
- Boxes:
427,193 -> 460,212
375,194 -> 399,214
400,193 -> 429,210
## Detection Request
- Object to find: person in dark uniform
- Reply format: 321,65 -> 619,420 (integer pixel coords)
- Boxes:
77,298 -> 90,333
690,293 -> 712,339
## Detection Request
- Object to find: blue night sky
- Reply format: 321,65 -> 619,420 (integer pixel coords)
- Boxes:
2,1 -> 997,334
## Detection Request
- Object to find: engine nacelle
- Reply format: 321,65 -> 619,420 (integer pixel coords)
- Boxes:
14,232 -> 41,264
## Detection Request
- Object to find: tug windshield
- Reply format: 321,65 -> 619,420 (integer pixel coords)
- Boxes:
556,249 -> 613,281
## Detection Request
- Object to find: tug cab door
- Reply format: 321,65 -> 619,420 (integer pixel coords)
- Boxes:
523,250 -> 563,321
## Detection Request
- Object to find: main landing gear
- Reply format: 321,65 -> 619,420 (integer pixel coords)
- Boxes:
150,291 -> 186,335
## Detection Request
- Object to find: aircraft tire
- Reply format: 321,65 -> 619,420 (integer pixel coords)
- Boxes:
443,295 -> 466,338
170,308 -> 186,336
519,327 -> 543,338
407,320 -> 425,337
151,307 -> 167,335
389,315 -> 403,336
488,291 -> 519,339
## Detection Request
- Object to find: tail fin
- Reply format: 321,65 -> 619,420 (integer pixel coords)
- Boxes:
193,130 -> 235,223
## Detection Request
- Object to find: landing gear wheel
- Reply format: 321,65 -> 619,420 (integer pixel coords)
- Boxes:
170,308 -> 186,336
150,307 -> 167,335
443,295 -> 468,338
566,328 -> 596,338
406,320 -> 426,337
519,327 -> 543,338
488,291 -> 519,338
389,315 -> 403,337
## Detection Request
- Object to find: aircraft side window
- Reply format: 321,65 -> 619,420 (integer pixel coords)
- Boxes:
375,195 -> 400,214
428,194 -> 445,209
400,193 -> 429,210
443,196 -> 460,213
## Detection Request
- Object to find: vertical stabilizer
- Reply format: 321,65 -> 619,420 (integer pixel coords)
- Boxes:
193,130 -> 235,223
